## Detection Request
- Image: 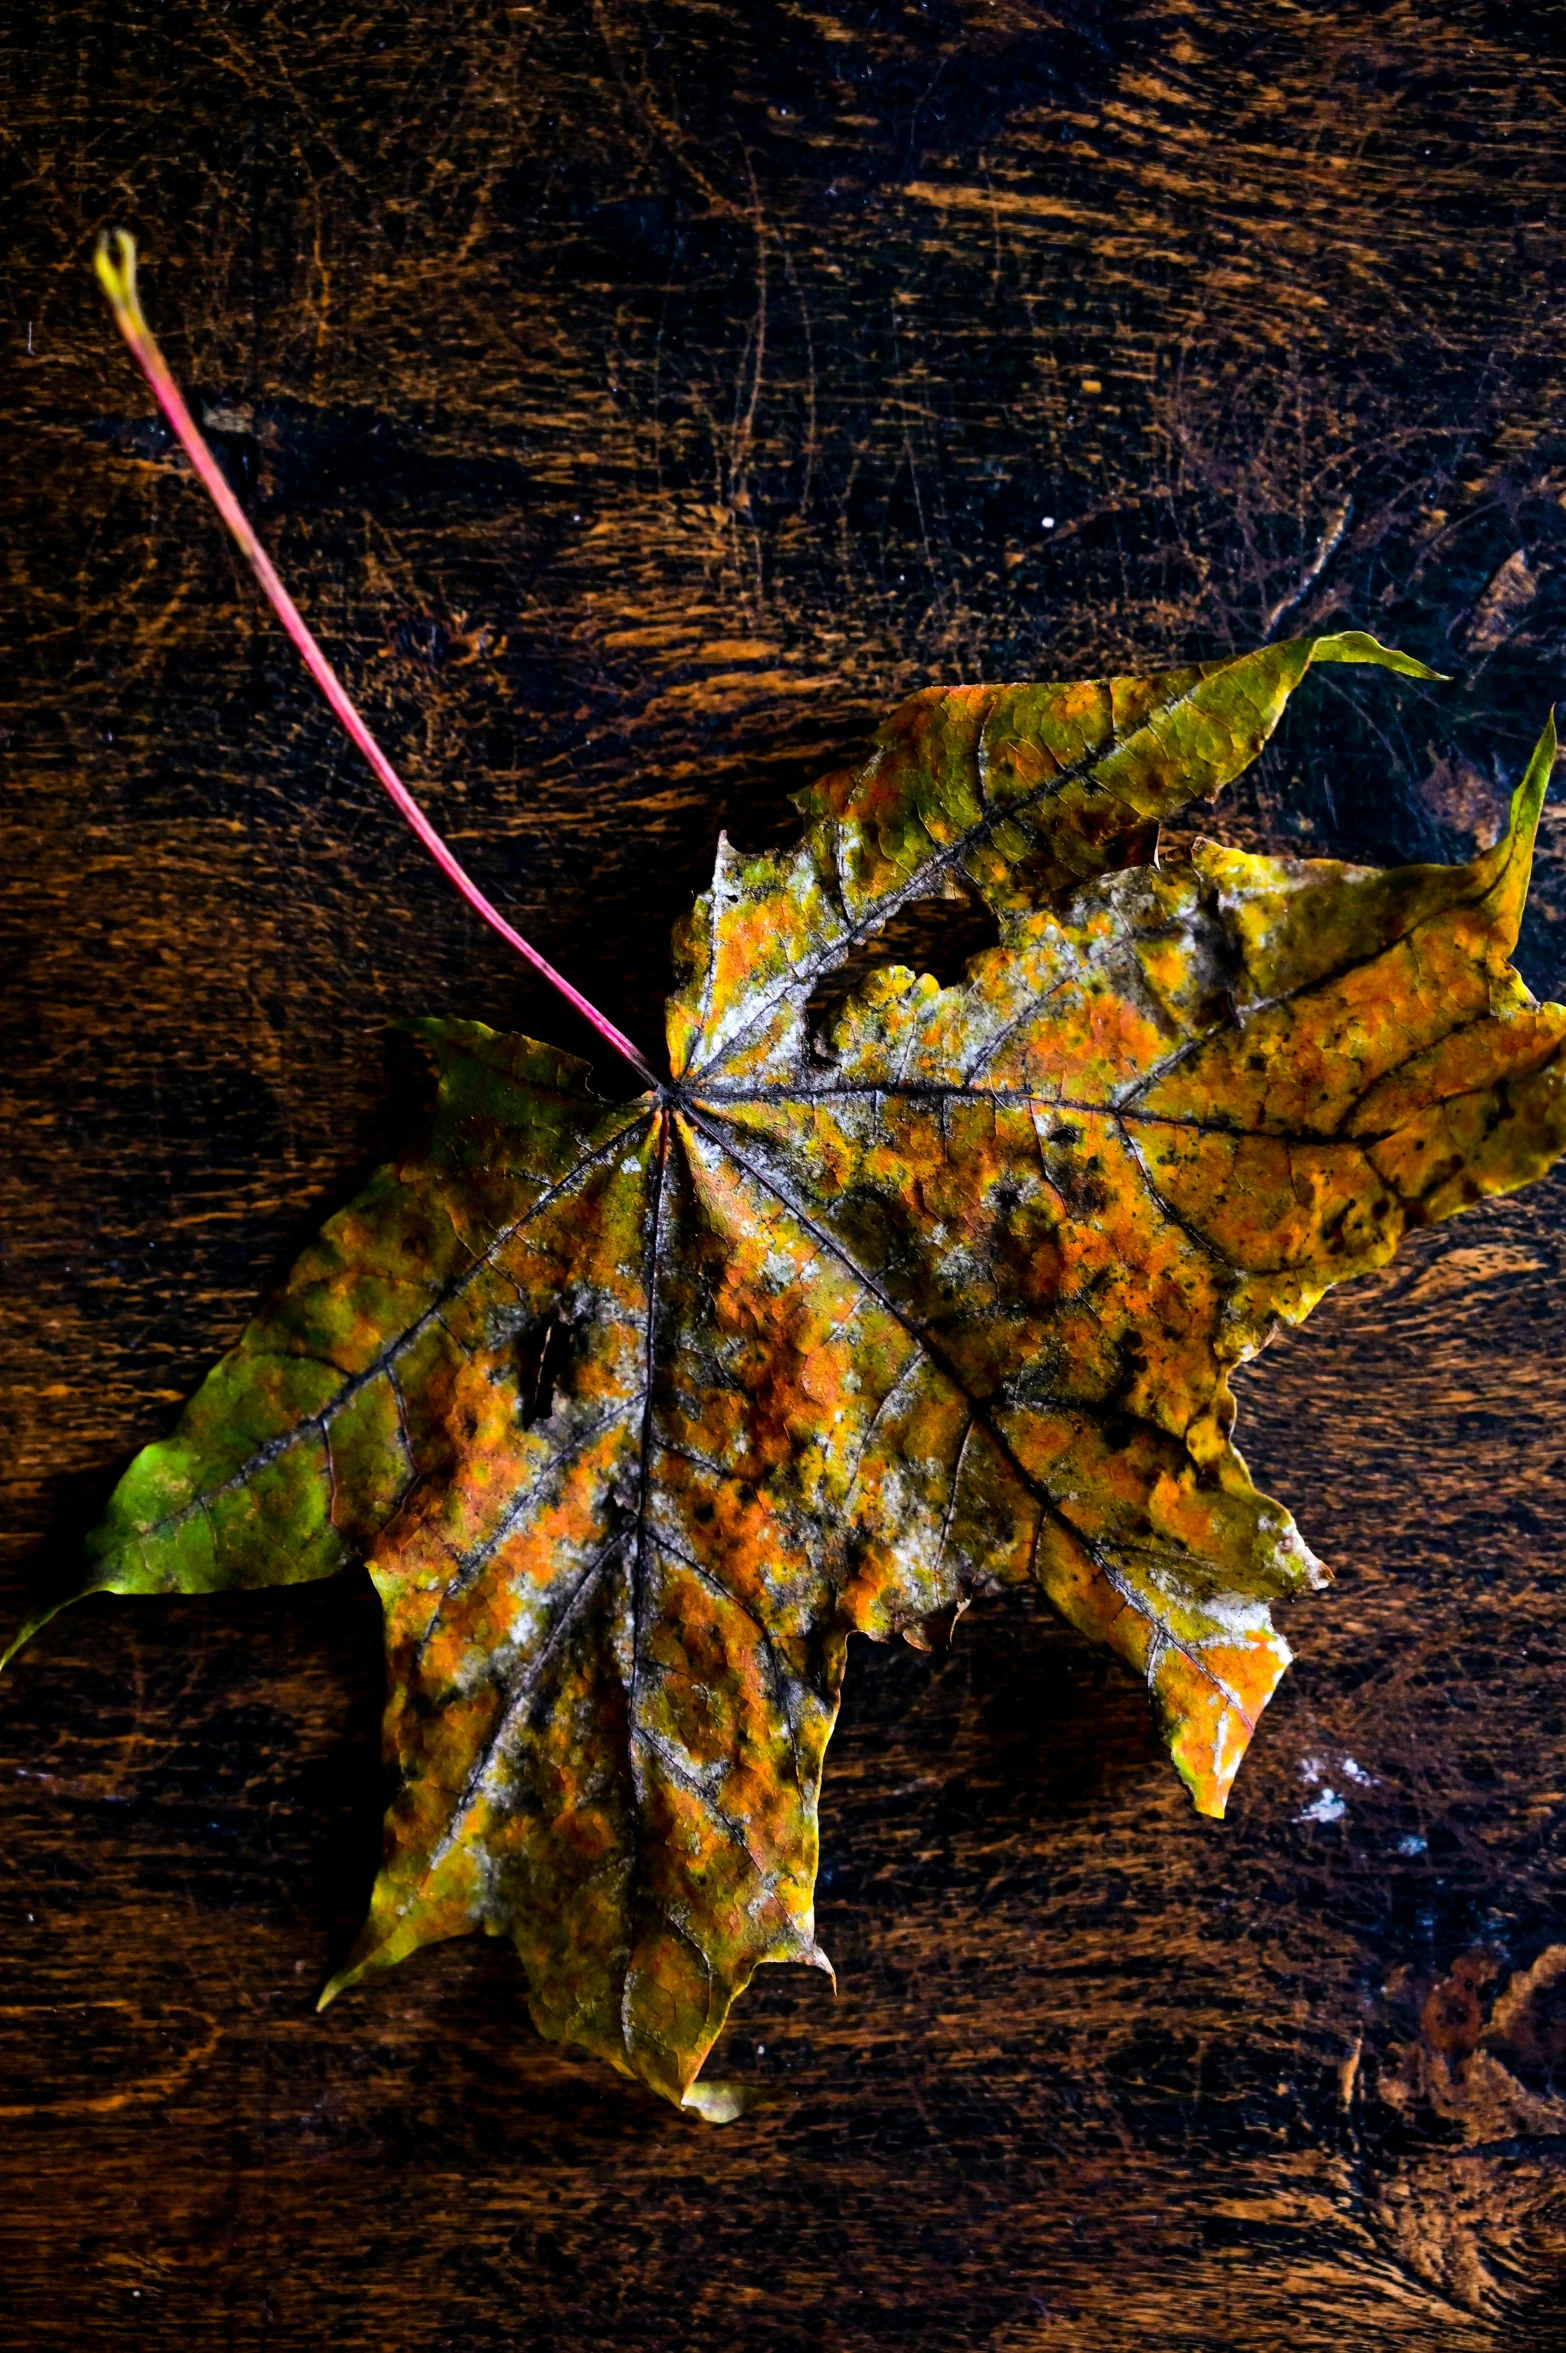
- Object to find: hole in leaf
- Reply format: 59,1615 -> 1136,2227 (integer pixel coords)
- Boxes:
517,1314 -> 573,1429
804,880 -> 1000,1041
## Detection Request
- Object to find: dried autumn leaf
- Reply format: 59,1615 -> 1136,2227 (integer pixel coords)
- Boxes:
17,630 -> 1565,2117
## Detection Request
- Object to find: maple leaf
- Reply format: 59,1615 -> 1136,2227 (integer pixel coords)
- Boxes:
13,234 -> 1566,2121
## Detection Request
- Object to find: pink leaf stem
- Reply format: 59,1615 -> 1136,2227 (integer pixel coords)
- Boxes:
93,230 -> 657,1090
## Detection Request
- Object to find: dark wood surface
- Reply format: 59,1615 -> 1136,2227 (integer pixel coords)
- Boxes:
5,5 -> 1566,2345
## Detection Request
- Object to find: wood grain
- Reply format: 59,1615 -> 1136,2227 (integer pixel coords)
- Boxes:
4,4 -> 1565,2345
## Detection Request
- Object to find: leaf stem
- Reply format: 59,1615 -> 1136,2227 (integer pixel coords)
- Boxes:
93,229 -> 657,1090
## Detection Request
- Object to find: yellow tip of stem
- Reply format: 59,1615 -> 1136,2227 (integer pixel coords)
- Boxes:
94,228 -> 146,331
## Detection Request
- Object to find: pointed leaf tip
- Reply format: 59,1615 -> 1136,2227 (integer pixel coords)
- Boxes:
1511,709 -> 1559,841
1,1590 -> 80,1673
1306,627 -> 1447,683
680,2078 -> 772,2124
803,1940 -> 837,1991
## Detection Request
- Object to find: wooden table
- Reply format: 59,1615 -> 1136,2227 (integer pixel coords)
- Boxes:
5,5 -> 1565,2344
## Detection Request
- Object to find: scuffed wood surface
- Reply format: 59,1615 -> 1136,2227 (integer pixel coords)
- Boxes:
3,3 -> 1565,2345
